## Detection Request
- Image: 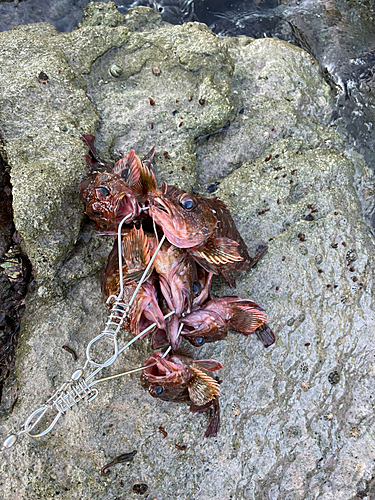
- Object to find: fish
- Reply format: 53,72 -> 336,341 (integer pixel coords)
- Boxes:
141,352 -> 222,437
80,135 -> 159,230
181,296 -> 274,348
192,266 -> 213,308
80,170 -> 140,230
102,226 -> 165,337
149,185 -> 251,286
152,239 -> 198,349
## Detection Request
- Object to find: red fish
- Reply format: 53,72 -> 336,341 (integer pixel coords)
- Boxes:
192,267 -> 213,308
141,352 -> 222,437
149,185 -> 251,286
80,135 -> 159,230
181,296 -> 274,348
102,226 -> 165,337
80,170 -> 141,229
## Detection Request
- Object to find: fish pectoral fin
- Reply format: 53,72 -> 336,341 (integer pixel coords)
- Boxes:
254,323 -> 276,348
187,367 -> 220,406
193,360 -> 223,372
189,254 -> 219,275
229,305 -> 268,334
190,238 -> 243,267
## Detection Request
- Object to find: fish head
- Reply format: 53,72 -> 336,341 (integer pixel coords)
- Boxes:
141,352 -> 190,403
130,280 -> 166,336
80,171 -> 140,227
149,186 -> 218,248
141,353 -> 222,406
192,268 -> 213,308
181,309 -> 228,346
155,245 -> 197,316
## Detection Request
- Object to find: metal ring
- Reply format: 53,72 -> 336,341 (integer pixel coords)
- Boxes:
24,405 -> 63,438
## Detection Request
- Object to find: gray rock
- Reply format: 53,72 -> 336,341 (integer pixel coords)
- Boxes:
0,22 -> 98,286
196,36 -> 336,190
1,3 -> 375,500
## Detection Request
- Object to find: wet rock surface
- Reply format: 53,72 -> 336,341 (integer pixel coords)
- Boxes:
0,3 -> 375,499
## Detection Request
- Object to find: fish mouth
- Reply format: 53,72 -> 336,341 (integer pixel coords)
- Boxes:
152,196 -> 172,216
115,192 -> 140,223
142,353 -> 177,380
150,197 -> 194,248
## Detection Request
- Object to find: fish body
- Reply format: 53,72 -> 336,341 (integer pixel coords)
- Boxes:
153,241 -> 197,314
102,227 -> 164,337
181,296 -> 274,347
149,185 -> 251,286
141,352 -> 222,437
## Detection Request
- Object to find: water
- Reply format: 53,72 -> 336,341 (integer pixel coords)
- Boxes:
0,0 -> 375,168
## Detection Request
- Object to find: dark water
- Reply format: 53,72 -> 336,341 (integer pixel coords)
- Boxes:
1,0 -> 374,169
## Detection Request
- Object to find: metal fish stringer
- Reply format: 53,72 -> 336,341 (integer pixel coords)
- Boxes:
1,214 -> 173,451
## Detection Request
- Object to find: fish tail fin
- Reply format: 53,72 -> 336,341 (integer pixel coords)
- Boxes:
228,303 -> 268,334
249,243 -> 268,268
219,268 -> 237,288
81,134 -> 113,171
254,323 -> 275,348
204,397 -> 220,438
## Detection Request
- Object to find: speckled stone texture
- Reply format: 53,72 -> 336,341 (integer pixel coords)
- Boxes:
1,3 -> 375,500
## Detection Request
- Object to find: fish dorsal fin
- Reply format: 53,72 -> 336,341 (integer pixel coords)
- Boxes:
139,159 -> 158,194
190,237 -> 243,267
187,367 -> 221,406
122,226 -> 151,282
142,146 -> 156,168
113,150 -> 141,187
229,305 -> 268,333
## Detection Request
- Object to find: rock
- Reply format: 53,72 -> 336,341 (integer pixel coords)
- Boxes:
0,3 -> 375,500
196,37 -> 335,189
0,23 -> 98,286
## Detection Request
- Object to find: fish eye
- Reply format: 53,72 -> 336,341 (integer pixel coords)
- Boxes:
196,337 -> 205,345
155,386 -> 163,395
193,282 -> 201,295
96,187 -> 110,197
91,210 -> 101,216
180,194 -> 197,211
